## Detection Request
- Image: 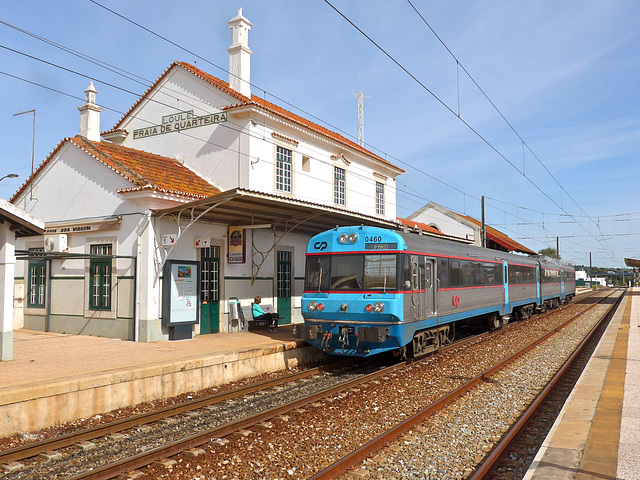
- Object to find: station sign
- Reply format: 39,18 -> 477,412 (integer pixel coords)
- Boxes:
133,110 -> 228,140
228,226 -> 246,264
162,260 -> 199,328
45,218 -> 120,234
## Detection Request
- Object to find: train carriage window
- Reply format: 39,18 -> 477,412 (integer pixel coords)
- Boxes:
450,260 -> 461,287
438,258 -> 449,289
461,261 -> 475,286
330,255 -> 364,289
509,265 -> 536,284
399,254 -> 412,290
424,261 -> 432,289
305,256 -> 331,291
542,268 -> 560,283
411,260 -> 420,290
484,263 -> 500,285
364,254 -> 396,290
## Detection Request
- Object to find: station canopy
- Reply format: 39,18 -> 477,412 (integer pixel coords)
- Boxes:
0,198 -> 44,238
625,258 -> 640,268
154,188 -> 449,238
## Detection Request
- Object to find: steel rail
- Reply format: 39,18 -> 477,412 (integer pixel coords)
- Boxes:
0,361 -> 350,465
468,289 -> 624,479
307,289 -> 620,480
66,360 -> 414,480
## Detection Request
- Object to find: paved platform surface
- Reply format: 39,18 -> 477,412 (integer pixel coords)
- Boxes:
0,326 -> 299,388
0,325 -> 317,437
524,288 -> 639,479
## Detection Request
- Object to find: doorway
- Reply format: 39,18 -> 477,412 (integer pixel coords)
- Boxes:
276,250 -> 292,325
200,246 -> 220,334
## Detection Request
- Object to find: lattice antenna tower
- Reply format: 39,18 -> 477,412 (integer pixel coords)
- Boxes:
353,73 -> 369,147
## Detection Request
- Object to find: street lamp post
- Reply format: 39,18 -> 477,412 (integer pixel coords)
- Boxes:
13,109 -> 36,201
0,174 -> 18,182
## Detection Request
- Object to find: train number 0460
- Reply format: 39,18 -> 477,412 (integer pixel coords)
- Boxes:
364,235 -> 382,242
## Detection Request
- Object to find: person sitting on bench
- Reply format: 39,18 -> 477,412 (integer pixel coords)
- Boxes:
252,296 -> 280,332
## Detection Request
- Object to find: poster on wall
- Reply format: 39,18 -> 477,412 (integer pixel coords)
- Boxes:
162,260 -> 199,327
228,226 -> 246,264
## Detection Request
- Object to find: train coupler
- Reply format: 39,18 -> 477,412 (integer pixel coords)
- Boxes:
357,326 -> 388,343
292,324 -> 322,340
321,331 -> 334,352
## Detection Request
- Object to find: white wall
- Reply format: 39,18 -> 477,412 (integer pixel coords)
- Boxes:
119,68 -> 248,192
13,143 -> 132,220
112,66 -> 401,221
410,207 -> 476,241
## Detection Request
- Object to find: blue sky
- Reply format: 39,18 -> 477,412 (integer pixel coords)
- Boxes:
1,1 -> 638,268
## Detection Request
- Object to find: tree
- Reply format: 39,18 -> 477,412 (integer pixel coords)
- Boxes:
538,247 -> 559,259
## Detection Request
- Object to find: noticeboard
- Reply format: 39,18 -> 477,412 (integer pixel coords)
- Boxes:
162,260 -> 200,327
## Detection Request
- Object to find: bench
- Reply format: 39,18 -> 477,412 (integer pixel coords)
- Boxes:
241,303 -> 275,329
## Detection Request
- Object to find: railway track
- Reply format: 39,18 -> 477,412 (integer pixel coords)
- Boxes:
0,290 -> 616,479
314,288 -> 622,479
470,289 -> 624,479
0,360 -> 394,479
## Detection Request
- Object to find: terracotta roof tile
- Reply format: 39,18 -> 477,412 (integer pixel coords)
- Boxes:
10,137 -> 218,203
396,217 -> 444,236
458,214 -> 536,255
109,61 -> 404,174
70,137 -> 219,198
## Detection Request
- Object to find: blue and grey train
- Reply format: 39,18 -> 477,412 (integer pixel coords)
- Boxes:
293,225 -> 576,357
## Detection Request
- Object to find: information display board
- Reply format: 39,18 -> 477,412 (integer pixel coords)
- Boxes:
162,260 -> 200,327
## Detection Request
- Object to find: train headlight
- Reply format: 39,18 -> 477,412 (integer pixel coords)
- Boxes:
317,303 -> 325,311
308,301 -> 317,311
365,302 -> 385,313
348,233 -> 358,243
339,233 -> 349,244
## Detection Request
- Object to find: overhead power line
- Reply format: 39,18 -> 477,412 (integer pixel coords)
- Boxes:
322,0 -> 616,263
1,9 -> 621,264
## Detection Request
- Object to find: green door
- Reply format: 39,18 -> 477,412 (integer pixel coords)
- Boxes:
276,250 -> 292,325
200,246 -> 220,334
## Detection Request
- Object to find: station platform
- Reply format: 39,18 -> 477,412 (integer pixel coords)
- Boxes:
0,325 -> 325,438
524,288 -> 640,479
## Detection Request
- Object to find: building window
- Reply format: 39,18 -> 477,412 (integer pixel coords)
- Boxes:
334,166 -> 345,206
27,248 -> 46,308
89,244 -> 112,310
375,181 -> 385,215
276,146 -> 292,192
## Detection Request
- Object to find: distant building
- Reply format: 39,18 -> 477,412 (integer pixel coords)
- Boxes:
407,202 -> 536,255
575,270 -> 607,287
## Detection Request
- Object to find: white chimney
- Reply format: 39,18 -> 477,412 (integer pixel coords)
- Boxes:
78,82 -> 102,142
228,8 -> 252,97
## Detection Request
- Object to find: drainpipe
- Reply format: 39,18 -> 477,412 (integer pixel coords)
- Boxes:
45,258 -> 52,332
134,212 -> 151,342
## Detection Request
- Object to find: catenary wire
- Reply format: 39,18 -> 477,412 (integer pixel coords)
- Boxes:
1,10 -> 618,263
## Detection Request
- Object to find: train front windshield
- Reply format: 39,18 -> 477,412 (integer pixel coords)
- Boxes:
305,254 -> 397,291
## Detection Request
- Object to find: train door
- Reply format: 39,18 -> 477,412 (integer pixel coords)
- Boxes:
276,250 -> 292,325
411,256 -> 434,320
424,258 -> 435,316
200,246 -> 220,334
503,262 -> 509,310
561,269 -> 565,296
410,255 -> 422,320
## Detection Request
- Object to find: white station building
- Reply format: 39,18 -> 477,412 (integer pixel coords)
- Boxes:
9,9 -> 414,342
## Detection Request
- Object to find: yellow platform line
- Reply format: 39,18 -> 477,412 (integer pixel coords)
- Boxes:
575,294 -> 631,480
